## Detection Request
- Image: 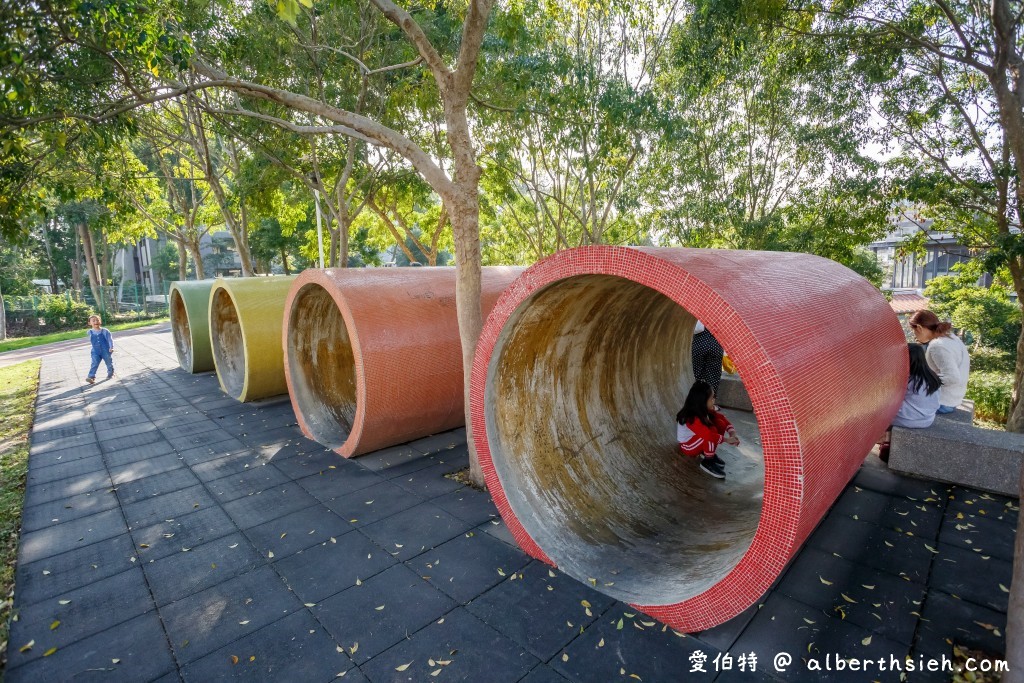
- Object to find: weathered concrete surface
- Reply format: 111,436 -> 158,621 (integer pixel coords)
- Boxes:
282,267 -> 522,458
889,413 -> 1023,498
471,245 -> 908,632
169,280 -> 216,373
716,375 -> 751,411
209,276 -> 297,402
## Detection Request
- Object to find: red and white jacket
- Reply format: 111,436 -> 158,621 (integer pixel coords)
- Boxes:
677,411 -> 735,457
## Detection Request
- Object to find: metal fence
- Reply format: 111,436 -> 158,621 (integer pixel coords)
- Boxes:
4,283 -> 170,328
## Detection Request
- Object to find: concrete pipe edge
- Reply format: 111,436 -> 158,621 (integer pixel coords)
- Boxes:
469,245 -> 908,632
169,280 -> 216,373
283,266 -> 523,458
209,275 -> 297,402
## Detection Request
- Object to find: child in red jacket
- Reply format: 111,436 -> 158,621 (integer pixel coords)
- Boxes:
677,380 -> 740,479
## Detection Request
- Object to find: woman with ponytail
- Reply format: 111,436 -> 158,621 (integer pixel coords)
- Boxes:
909,310 -> 970,414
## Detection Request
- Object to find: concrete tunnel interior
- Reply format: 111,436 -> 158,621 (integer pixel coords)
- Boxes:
169,289 -> 193,370
285,283 -> 359,449
210,287 -> 247,400
484,274 -> 766,606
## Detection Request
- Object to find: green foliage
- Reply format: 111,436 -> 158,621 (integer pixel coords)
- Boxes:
38,294 -> 93,331
152,243 -> 188,281
966,371 -> 1014,425
924,269 -> 1021,354
970,346 -> 1015,374
0,240 -> 40,295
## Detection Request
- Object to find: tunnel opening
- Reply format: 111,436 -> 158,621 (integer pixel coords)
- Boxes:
210,287 -> 246,400
170,289 -> 193,371
286,283 -> 358,449
484,274 -> 765,606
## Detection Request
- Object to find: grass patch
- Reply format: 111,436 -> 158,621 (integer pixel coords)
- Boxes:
0,317 -> 169,353
0,360 -> 40,667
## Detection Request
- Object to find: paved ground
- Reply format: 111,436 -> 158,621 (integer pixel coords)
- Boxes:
3,326 -> 1015,682
0,323 -> 172,369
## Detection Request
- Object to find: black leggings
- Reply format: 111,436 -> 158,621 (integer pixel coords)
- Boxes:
692,330 -> 724,394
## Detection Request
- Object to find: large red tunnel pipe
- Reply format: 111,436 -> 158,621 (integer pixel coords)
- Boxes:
283,266 -> 523,458
470,246 -> 908,632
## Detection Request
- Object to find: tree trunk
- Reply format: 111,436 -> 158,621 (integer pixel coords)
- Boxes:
280,246 -> 290,275
41,219 -> 59,293
72,236 -> 82,294
447,182 -> 484,487
77,223 -> 103,314
0,280 -> 6,341
176,239 -> 188,281
188,238 -> 206,280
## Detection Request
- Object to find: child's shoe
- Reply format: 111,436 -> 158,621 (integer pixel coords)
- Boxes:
698,455 -> 725,479
85,377 -> 95,384
106,373 -> 115,379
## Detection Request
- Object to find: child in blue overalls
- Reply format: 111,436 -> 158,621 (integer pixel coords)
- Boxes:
85,315 -> 115,384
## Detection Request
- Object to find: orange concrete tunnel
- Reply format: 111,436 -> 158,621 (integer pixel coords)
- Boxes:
469,246 -> 908,632
283,267 -> 523,458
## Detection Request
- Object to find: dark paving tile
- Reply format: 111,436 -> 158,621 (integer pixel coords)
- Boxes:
696,601 -> 762,654
6,567 -> 155,670
466,561 -> 615,661
273,530 -> 396,604
94,421 -> 158,442
178,441 -> 250,466
238,425 -> 305,447
252,438 -> 327,462
109,452 -> 186,486
519,665 -> 572,683
946,488 -> 1018,525
160,566 -> 304,664
21,487 -> 120,532
360,607 -> 534,683
272,448 -> 350,480
391,460 -> 468,499
26,454 -> 106,486
144,532 -> 264,605
132,506 -> 238,562
852,467 -> 949,503
730,593 -> 908,683
122,484 -> 217,530
806,514 -> 935,583
361,502 -> 472,561
29,432 -> 97,455
714,664 -> 785,682
115,467 -> 202,506
222,484 -> 320,530
166,429 -> 245,452
5,610 -> 174,683
29,442 -> 102,468
776,546 -> 925,645
321,481 -> 426,528
295,465 -> 385,502
191,450 -> 265,483
18,508 -> 128,564
23,468 -> 112,508
430,487 -> 499,527
159,419 -> 223,439
181,609 -> 361,683
412,529 -> 532,604
929,542 -> 1011,613
93,411 -> 154,429
831,486 -> 944,540
314,563 -> 457,664
102,439 -> 177,468
32,424 -> 93,442
552,606 -> 714,683
244,504 -> 352,561
14,533 -> 137,608
915,591 -> 1006,661
408,430 -> 466,455
97,429 -> 165,454
206,464 -> 291,503
478,517 -> 517,547
939,509 -> 1016,561
355,444 -> 428,472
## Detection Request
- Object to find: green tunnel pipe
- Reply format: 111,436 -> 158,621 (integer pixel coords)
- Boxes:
209,276 -> 297,402
169,280 -> 216,373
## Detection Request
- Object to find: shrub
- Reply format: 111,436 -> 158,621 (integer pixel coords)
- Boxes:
966,371 -> 1013,424
39,295 -> 93,331
970,346 -> 1015,374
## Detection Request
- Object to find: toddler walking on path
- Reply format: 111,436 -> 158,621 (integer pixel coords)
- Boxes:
85,315 -> 115,384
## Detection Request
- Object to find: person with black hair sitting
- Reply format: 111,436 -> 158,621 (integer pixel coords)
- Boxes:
878,343 -> 942,462
677,380 -> 740,479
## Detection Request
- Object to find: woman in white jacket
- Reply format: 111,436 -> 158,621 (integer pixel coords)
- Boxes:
909,310 -> 970,414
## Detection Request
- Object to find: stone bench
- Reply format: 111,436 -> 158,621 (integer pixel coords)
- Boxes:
717,374 -> 752,411
888,407 -> 1023,498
